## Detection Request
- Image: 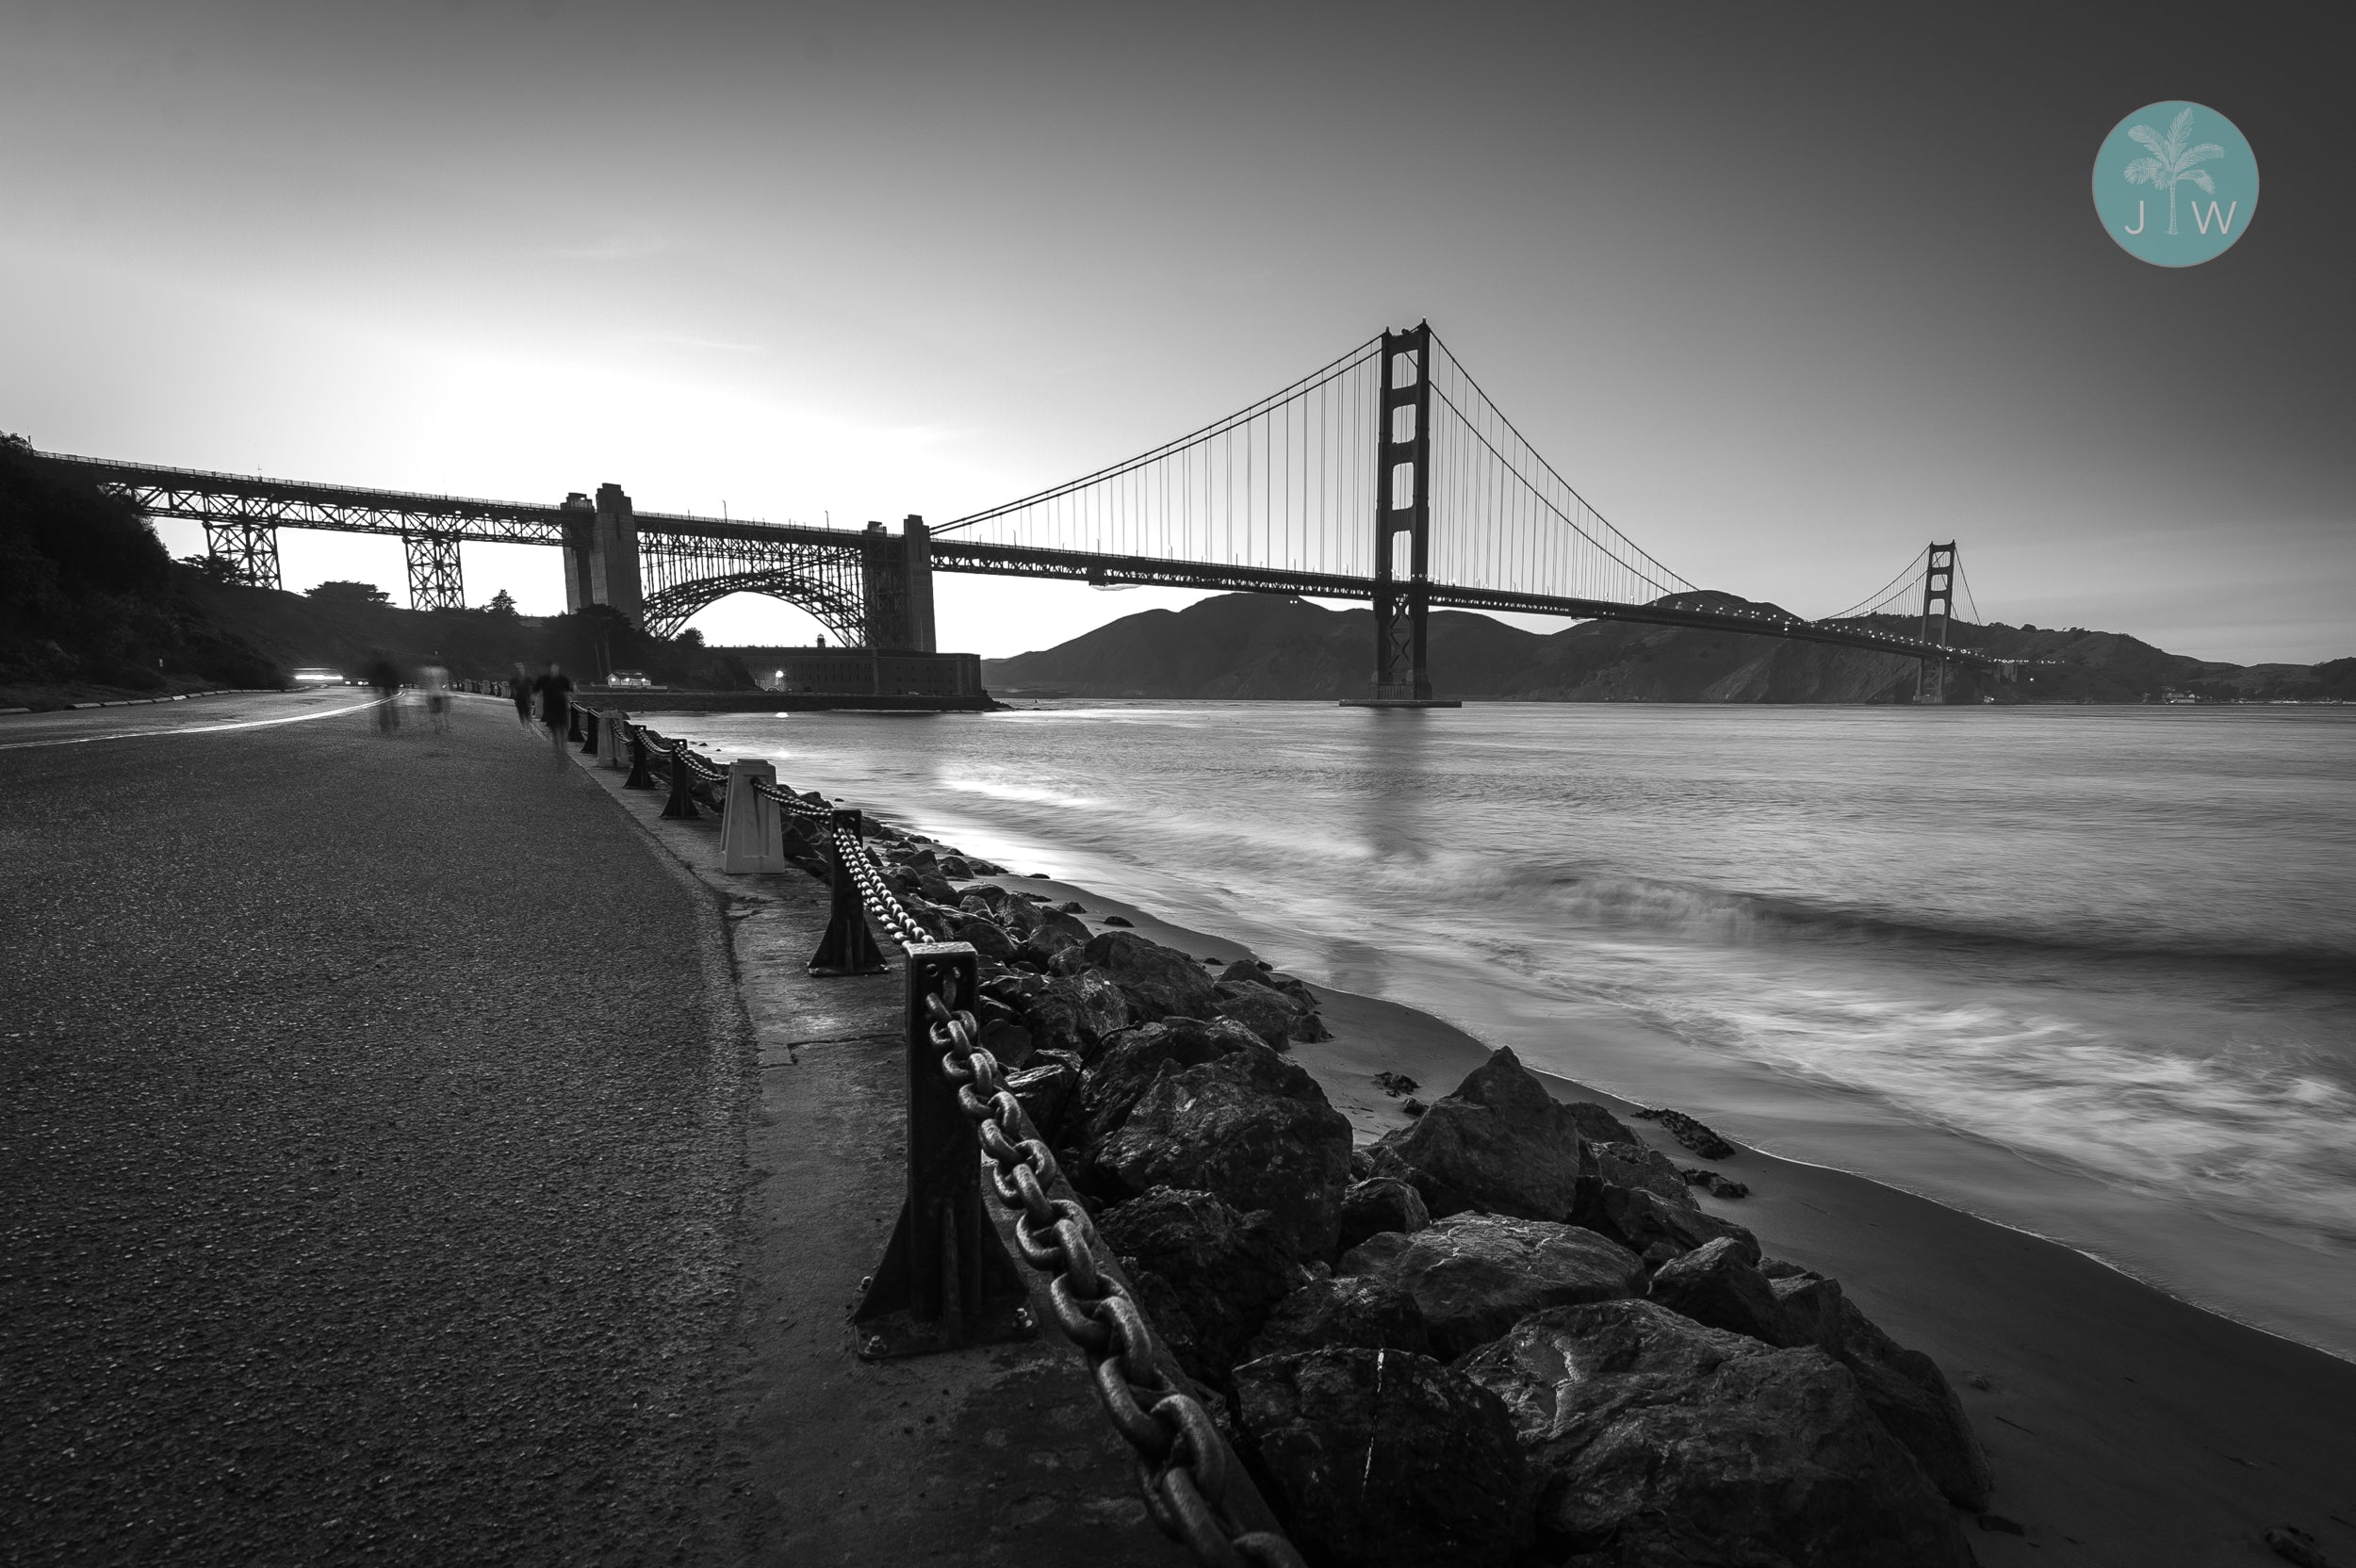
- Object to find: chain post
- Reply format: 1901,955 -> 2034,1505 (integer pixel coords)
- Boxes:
659,741 -> 700,819
565,706 -> 584,743
809,809 -> 890,975
577,708 -> 601,755
598,708 -> 629,770
622,727 -> 657,789
853,942 -> 1033,1357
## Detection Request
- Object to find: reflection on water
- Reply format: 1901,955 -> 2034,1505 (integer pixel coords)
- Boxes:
679,702 -> 2356,1354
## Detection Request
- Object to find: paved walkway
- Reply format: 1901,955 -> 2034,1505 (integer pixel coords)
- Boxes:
2,693 -> 746,1566
3,690 -> 1196,1567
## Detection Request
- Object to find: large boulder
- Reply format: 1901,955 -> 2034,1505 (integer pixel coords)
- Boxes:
1002,1050 -> 1081,1144
1021,970 -> 1134,1061
1338,1213 -> 1644,1360
1363,1048 -> 1586,1221
1767,1267 -> 1993,1511
1646,1235 -> 1786,1343
1097,1187 -> 1310,1389
1564,1101 -> 1642,1146
1579,1140 -> 1762,1264
1081,930 -> 1225,1021
1213,978 -> 1328,1048
1336,1176 -> 1432,1254
1072,1017 -> 1261,1150
1459,1300 -> 1974,1567
1090,1041 -> 1353,1260
1235,1349 -> 1536,1568
1244,1275 -> 1432,1362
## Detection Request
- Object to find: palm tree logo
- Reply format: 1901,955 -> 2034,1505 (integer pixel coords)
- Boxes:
2122,106 -> 2224,236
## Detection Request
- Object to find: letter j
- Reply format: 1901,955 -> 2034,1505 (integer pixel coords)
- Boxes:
2124,201 -> 2146,236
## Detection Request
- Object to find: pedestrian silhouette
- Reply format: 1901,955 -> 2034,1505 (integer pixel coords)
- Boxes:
366,650 -> 402,734
418,662 -> 452,735
533,662 -> 575,767
510,662 -> 534,727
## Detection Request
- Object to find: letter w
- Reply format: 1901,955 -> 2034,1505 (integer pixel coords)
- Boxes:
2191,200 -> 2239,236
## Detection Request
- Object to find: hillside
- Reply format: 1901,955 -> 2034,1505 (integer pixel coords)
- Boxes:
982,593 -> 2355,705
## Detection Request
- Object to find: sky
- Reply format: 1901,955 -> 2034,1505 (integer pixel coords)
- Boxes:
3,0 -> 2348,664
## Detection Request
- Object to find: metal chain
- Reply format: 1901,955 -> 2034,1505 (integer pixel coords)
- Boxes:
921,976 -> 1306,1568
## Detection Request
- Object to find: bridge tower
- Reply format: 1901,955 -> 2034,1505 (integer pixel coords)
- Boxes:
858,515 -> 938,650
556,486 -> 644,625
1916,541 -> 1955,704
1368,321 -> 1434,702
403,531 -> 465,611
202,518 -> 282,590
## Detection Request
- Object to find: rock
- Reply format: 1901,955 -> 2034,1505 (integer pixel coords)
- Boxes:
1371,1071 -> 1418,1098
1073,1017 -> 1262,1149
2264,1525 -> 2337,1568
976,1017 -> 1034,1070
1364,1048 -> 1585,1221
1579,1141 -> 1762,1263
1336,1176 -> 1431,1253
1607,1184 -> 1762,1264
1213,978 -> 1318,1049
1098,1187 -> 1311,1387
1338,1213 -> 1644,1359
957,890 -> 1000,916
1235,1349 -> 1536,1568
953,917 -> 1016,960
1400,1097 -> 1427,1117
900,846 -> 938,869
1003,1050 -> 1080,1141
1102,913 -> 1134,927
1018,926 -> 1083,971
1349,1147 -> 1375,1181
1459,1300 -> 1974,1567
916,872 -> 958,905
1644,1106 -> 1738,1160
967,858 -> 1006,874
1244,1276 -> 1431,1362
1681,1166 -> 1750,1199
1564,1101 -> 1640,1146
1646,1236 -> 1787,1343
1261,970 -> 1318,1007
1020,970 -> 1134,1060
1217,958 -> 1268,986
939,854 -> 973,878
1056,901 -> 1087,915
1766,1269 -> 1994,1511
1081,930 -> 1225,1022
1091,1042 -> 1354,1260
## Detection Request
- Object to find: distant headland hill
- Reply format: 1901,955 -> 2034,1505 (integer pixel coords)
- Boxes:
981,593 -> 2353,705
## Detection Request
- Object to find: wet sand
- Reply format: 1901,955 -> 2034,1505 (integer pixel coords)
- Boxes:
998,871 -> 2356,1568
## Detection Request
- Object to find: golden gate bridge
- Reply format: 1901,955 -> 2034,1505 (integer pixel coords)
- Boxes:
39,321 -> 2005,703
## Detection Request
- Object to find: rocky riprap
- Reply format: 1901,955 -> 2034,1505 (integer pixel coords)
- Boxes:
857,816 -> 1988,1567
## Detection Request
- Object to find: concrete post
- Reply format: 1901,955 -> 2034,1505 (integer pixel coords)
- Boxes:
598,709 -> 629,770
720,760 -> 794,874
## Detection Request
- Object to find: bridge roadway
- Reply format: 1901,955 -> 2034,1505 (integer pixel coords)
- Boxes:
0,691 -> 1181,1567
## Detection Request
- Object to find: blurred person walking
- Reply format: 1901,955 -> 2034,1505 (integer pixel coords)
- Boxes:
418,662 -> 452,736
533,662 -> 575,766
510,662 -> 534,727
366,650 -> 402,735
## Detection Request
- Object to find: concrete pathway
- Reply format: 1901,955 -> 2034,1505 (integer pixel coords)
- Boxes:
2,694 -> 745,1566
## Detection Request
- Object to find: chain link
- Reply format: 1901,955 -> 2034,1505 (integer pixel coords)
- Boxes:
918,978 -> 1305,1568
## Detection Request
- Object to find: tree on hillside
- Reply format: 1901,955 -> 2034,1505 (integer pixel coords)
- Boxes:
178,553 -> 239,587
483,588 -> 518,617
305,580 -> 391,605
676,627 -> 704,648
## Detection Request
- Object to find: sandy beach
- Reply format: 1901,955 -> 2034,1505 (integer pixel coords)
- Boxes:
992,869 -> 2356,1568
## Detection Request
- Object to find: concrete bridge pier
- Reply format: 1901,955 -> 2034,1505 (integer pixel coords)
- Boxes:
560,483 -> 644,624
859,514 -> 937,651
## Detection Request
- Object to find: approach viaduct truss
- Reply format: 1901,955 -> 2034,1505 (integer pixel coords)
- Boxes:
42,449 -> 2003,675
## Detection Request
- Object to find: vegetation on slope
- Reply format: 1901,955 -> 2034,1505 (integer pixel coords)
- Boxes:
981,593 -> 2353,704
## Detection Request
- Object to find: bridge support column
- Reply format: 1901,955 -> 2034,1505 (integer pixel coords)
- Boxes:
858,517 -> 937,651
560,492 -> 596,613
1916,541 -> 1955,705
902,514 -> 937,653
1347,321 -> 1458,709
404,529 -> 465,611
589,483 -> 643,626
203,519 -> 282,590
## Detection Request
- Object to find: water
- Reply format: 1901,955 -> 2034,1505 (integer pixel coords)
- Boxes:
663,702 -> 2356,1358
